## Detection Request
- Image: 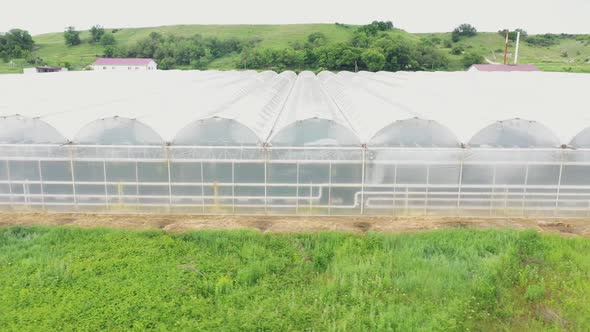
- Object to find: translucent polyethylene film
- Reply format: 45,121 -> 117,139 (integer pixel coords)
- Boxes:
369,118 -> 460,148
270,118 -> 360,147
469,119 -> 560,148
74,117 -> 164,145
0,115 -> 66,144
173,117 -> 260,146
570,127 -> 590,148
2,70 -> 590,145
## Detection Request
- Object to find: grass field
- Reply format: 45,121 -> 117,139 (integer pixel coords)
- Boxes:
0,226 -> 589,331
2,24 -> 589,74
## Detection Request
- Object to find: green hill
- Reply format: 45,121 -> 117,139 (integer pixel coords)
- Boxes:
1,24 -> 589,73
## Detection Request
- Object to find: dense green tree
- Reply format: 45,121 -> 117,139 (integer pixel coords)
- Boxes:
90,25 -> 105,43
498,29 -> 528,42
451,45 -> 464,55
307,32 -> 328,47
64,26 -> 81,46
452,24 -> 477,42
361,49 -> 385,71
100,33 -> 116,46
0,29 -> 34,59
415,45 -> 449,70
462,51 -> 484,67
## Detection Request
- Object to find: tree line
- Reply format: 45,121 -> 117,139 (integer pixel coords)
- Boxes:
107,21 -> 480,72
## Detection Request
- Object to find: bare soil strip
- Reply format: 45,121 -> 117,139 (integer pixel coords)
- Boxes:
1,213 -> 589,237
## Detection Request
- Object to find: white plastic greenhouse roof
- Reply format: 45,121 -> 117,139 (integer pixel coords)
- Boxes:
0,69 -> 589,147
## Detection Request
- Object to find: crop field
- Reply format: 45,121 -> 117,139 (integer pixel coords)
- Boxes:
1,222 -> 589,331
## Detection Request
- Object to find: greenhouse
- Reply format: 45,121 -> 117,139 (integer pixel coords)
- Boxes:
1,69 -> 590,216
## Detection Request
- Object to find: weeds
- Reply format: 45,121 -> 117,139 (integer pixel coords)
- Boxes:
0,227 -> 588,331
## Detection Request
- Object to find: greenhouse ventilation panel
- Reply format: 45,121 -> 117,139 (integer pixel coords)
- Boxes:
1,70 -> 590,216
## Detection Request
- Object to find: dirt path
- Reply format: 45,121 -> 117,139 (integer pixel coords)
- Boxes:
1,213 -> 589,237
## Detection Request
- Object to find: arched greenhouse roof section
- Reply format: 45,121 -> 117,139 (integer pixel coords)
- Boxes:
173,117 -> 261,146
73,116 -> 164,145
570,127 -> 590,149
0,115 -> 67,144
468,118 -> 560,148
369,118 -> 460,148
270,117 -> 361,147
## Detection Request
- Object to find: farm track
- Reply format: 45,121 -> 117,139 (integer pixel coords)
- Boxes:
1,212 -> 589,237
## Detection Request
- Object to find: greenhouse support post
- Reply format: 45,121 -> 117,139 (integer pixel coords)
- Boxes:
554,149 -> 564,216
103,160 -> 108,211
456,149 -> 465,214
6,160 -> 13,205
69,147 -> 78,210
37,160 -> 45,210
200,161 -> 205,213
360,146 -> 366,215
328,161 -> 332,215
166,146 -> 173,208
522,163 -> 530,217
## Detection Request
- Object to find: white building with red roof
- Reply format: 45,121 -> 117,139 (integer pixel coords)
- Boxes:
92,58 -> 157,71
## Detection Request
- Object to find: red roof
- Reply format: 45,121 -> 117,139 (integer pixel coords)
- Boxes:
470,64 -> 540,72
93,58 -> 155,66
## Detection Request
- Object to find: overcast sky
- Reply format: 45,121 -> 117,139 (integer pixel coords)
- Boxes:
2,0 -> 589,35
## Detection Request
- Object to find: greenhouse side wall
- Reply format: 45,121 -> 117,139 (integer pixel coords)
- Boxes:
2,144 -> 590,217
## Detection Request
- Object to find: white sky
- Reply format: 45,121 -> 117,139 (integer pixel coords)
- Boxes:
1,0 -> 589,35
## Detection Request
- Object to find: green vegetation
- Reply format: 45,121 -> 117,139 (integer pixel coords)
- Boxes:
1,22 -> 590,73
63,26 -> 81,47
1,226 -> 589,331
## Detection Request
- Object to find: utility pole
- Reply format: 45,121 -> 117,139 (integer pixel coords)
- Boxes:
514,31 -> 521,64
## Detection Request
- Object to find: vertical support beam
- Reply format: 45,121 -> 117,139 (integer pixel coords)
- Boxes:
328,161 -> 332,216
456,149 -> 464,216
231,161 -> 235,214
554,149 -> 564,217
23,182 -> 29,206
69,147 -> 78,210
200,161 -> 205,213
392,164 -> 397,216
490,166 -> 497,217
425,165 -> 430,215
264,148 -> 268,215
295,161 -> 300,214
503,187 -> 509,216
309,182 -> 313,213
135,160 -> 140,212
360,146 -> 366,215
166,146 -> 173,211
6,160 -> 13,206
103,160 -> 109,211
37,160 -> 45,211
522,163 -> 530,217
405,187 -> 409,214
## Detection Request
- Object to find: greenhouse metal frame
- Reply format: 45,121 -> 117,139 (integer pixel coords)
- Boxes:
1,70 -> 590,217
2,144 -> 590,217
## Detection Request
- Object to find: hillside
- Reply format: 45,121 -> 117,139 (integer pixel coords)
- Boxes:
1,226 -> 589,330
1,23 -> 589,73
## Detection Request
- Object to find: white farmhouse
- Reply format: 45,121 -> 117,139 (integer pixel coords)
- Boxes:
92,58 -> 158,71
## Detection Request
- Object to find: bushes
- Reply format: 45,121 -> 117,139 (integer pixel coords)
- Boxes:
452,23 -> 477,42
462,51 -> 485,67
526,34 -> 562,47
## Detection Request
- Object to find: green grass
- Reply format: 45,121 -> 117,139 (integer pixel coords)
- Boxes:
0,226 -> 589,331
